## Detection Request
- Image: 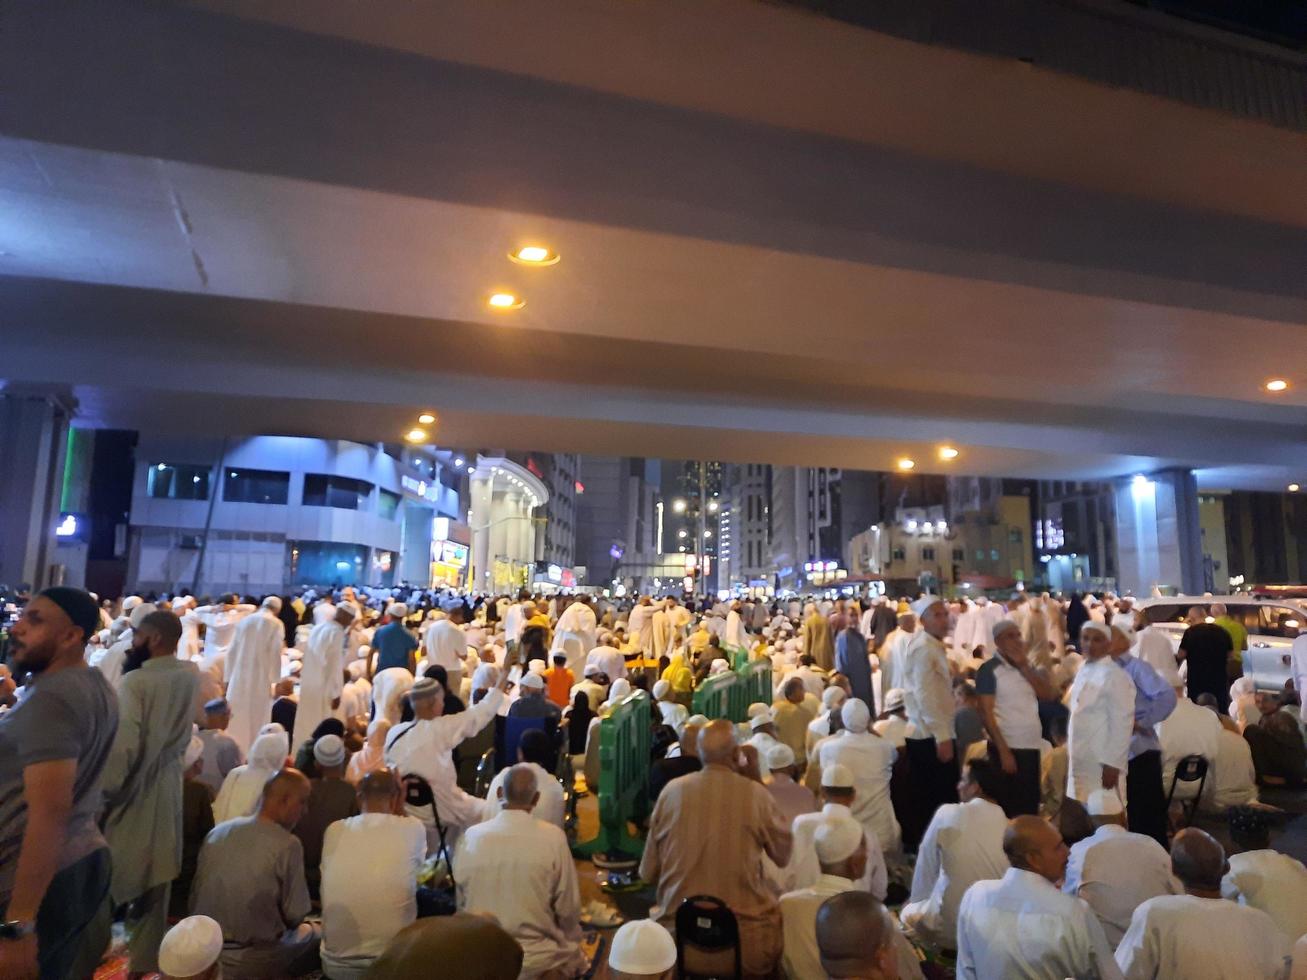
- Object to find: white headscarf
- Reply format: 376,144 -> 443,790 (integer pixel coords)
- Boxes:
211,730 -> 288,824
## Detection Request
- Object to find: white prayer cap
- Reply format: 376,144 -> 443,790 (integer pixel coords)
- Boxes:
261,596 -> 282,613
583,662 -> 601,678
991,618 -> 1021,643
608,919 -> 677,975
128,602 -> 157,629
686,714 -> 710,728
183,734 -> 204,770
519,671 -> 544,690
822,686 -> 847,709
814,814 -> 864,865
1111,620 -> 1136,645
749,709 -> 774,731
652,679 -> 671,699
747,702 -> 771,720
910,595 -> 943,618
883,688 -> 906,712
386,602 -> 408,619
841,698 -> 871,733
1087,789 -> 1124,817
609,678 -> 632,701
158,915 -> 223,978
597,630 -> 614,645
259,722 -> 286,736
171,596 -> 191,611
1080,621 -> 1112,640
710,658 -> 729,675
767,742 -> 795,771
313,734 -> 346,768
821,762 -> 855,789
122,595 -> 143,612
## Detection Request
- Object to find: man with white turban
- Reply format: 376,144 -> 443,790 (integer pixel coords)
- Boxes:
224,597 -> 286,754
293,604 -> 354,747
158,915 -> 223,980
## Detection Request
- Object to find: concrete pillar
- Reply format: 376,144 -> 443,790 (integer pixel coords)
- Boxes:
0,388 -> 75,590
1113,467 -> 1204,596
469,469 -> 495,592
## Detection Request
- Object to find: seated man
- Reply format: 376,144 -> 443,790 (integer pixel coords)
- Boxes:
293,734 -> 360,899
365,914 -> 523,979
900,759 -> 1009,951
1116,828 -> 1291,978
648,721 -> 702,804
957,816 -> 1119,980
780,814 -> 870,980
606,919 -> 677,980
485,728 -> 565,830
1156,686 -> 1221,802
190,768 -> 321,979
1062,789 -> 1180,948
814,891 -> 902,980
1244,692 -> 1307,786
319,768 -> 427,980
454,765 -> 587,979
765,743 -> 817,829
507,670 -> 563,722
789,763 -> 888,899
1195,699 -> 1259,812
773,675 -> 818,764
1220,808 -> 1307,943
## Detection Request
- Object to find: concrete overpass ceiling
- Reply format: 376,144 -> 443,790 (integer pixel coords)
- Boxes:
2,1 -> 1305,492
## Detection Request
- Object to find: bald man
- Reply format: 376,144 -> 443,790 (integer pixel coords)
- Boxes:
814,891 -> 900,979
1115,829 -> 1291,979
191,768 -> 320,977
957,815 -> 1121,980
640,720 -> 792,978
455,765 -> 586,979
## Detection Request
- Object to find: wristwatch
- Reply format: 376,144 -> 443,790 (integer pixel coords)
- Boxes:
0,919 -> 35,940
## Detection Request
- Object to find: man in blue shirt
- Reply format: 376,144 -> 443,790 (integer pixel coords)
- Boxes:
370,604 -> 418,677
1110,622 -> 1177,847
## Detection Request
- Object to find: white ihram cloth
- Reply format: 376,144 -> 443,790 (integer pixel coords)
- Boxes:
371,668 -> 415,726
1114,894 -> 1290,980
957,868 -> 1123,980
454,809 -> 587,980
1066,656 -> 1135,807
385,688 -> 505,835
900,798 -> 1009,949
424,619 -> 467,676
224,609 -> 285,755
785,802 -> 887,900
1062,824 -> 1181,948
551,602 -> 597,673
586,645 -> 627,683
816,730 -> 901,854
1221,849 -> 1307,942
293,621 -> 346,747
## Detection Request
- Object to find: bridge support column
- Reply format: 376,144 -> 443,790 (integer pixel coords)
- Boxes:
1113,467 -> 1204,596
0,387 -> 75,590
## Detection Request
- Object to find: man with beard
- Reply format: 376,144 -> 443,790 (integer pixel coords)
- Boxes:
0,587 -> 118,979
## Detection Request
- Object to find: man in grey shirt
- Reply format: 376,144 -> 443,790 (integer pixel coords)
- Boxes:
191,768 -> 320,977
0,587 -> 118,980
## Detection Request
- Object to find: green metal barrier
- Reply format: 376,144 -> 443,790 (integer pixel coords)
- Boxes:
573,689 -> 650,859
738,657 -> 773,710
691,670 -> 736,720
726,643 -> 750,671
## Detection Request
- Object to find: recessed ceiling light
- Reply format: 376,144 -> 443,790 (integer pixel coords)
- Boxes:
1290,484 -> 1301,492
897,458 -> 916,471
405,428 -> 427,443
1265,378 -> 1289,392
488,292 -> 525,310
938,446 -> 959,460
417,413 -> 436,425
508,245 -> 559,266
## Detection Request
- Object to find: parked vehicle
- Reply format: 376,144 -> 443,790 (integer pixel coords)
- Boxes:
1136,595 -> 1304,693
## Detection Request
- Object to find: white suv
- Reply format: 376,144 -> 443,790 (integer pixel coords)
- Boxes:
1136,595 -> 1305,693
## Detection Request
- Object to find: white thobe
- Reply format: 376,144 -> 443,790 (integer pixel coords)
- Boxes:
1063,824 -> 1181,948
485,761 -> 565,830
224,609 -> 284,754
901,631 -> 955,745
1066,656 -> 1136,806
98,634 -> 131,689
657,700 -> 688,734
814,730 -> 900,854
179,609 -> 201,660
385,688 -> 505,833
725,610 -> 747,651
651,609 -> 672,661
424,620 -> 467,673
371,667 -> 414,726
1202,728 -> 1257,812
454,809 -> 587,980
313,601 -> 337,625
1136,627 -> 1181,686
503,601 -> 526,644
551,603 -> 597,672
951,606 -> 985,664
1221,849 -> 1307,942
901,798 -> 1009,949
195,604 -> 256,672
294,621 -> 345,747
957,868 -> 1123,980
586,645 -> 627,682
786,803 -> 887,899
1156,697 -> 1221,801
872,713 -> 913,748
1115,895 -> 1290,980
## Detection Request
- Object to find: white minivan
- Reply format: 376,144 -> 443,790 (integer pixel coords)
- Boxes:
1136,595 -> 1306,693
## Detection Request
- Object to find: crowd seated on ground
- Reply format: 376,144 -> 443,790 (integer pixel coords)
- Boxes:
7,583 -> 1307,979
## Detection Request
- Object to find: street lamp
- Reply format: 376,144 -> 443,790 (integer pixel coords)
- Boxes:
672,498 -> 687,514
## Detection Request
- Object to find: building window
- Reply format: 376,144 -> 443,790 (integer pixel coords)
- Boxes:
892,546 -> 906,561
991,548 -> 1001,561
378,488 -> 401,520
147,463 -> 210,501
1009,528 -> 1023,543
223,468 -> 290,505
976,549 -> 985,561
952,547 -> 965,561
922,546 -> 936,561
302,474 -> 373,510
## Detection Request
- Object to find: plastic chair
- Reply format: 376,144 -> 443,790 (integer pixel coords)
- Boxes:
675,895 -> 741,980
1165,754 -> 1209,827
496,714 -> 559,774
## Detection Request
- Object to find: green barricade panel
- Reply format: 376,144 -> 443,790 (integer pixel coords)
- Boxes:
691,670 -> 736,720
726,644 -> 749,671
574,689 -> 650,859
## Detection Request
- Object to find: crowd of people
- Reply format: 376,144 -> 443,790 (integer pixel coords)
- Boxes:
2,582 -> 1307,979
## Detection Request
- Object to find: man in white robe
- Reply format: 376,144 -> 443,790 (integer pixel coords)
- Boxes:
194,595 -> 256,674
876,611 -> 915,694
551,596 -> 597,673
294,604 -> 354,747
1066,621 -> 1135,809
225,596 -> 287,754
813,699 -> 900,855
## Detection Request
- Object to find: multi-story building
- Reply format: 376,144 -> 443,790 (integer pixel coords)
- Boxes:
127,435 -> 468,596
660,460 -> 723,594
718,463 -> 772,593
1202,489 -> 1307,591
769,466 -> 887,592
508,451 -> 579,572
574,456 -> 677,593
1030,480 -> 1117,593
